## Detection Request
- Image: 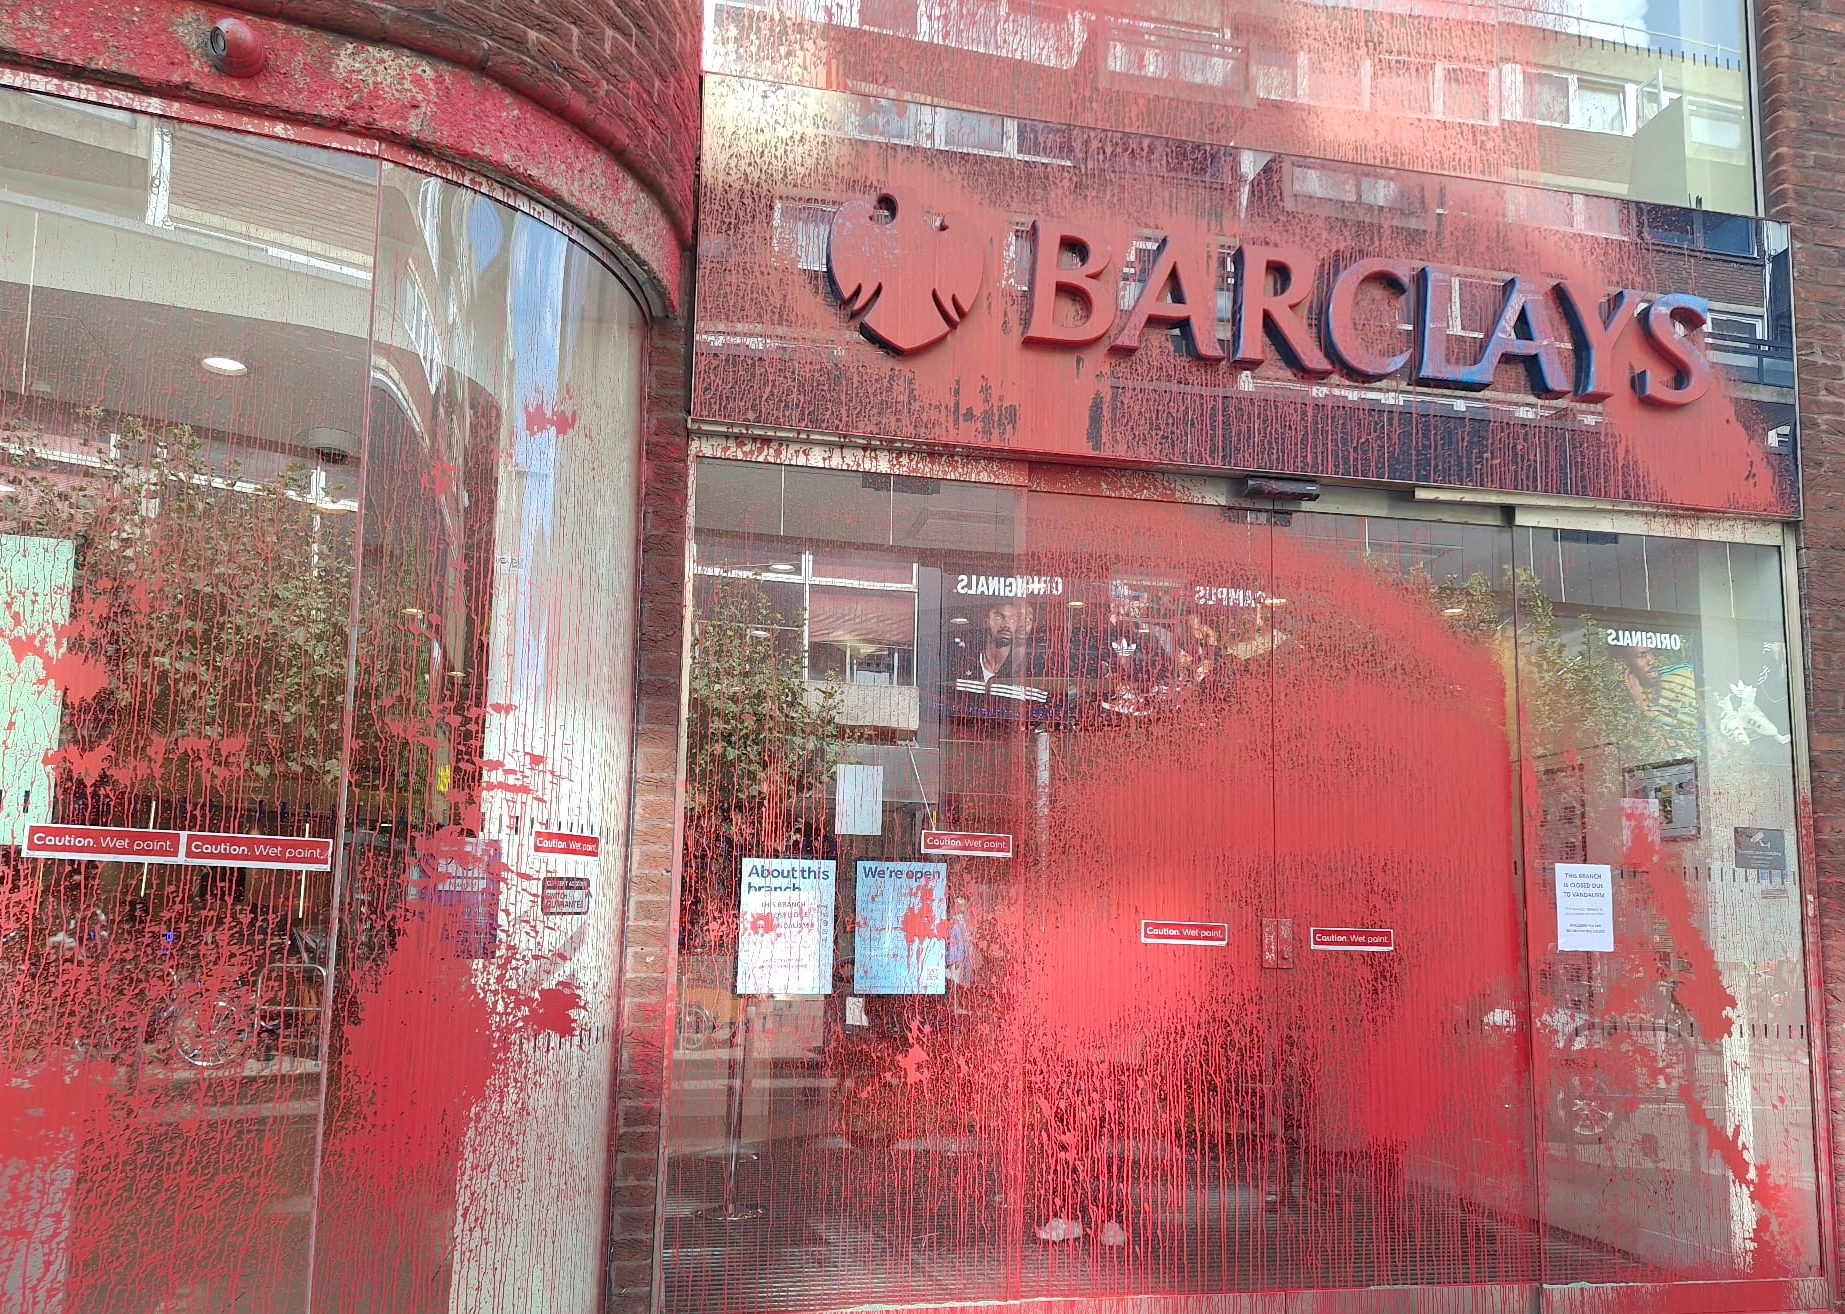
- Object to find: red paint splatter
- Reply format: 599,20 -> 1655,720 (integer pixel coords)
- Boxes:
527,982 -> 583,1039
523,398 -> 579,437
42,650 -> 107,704
43,741 -> 112,783
896,1042 -> 929,1085
900,880 -> 944,947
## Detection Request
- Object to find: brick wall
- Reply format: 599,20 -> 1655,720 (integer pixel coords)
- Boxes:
1756,0 -> 1845,1288
607,296 -> 693,1313
218,0 -> 699,238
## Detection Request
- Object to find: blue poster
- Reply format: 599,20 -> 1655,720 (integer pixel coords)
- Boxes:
854,861 -> 948,995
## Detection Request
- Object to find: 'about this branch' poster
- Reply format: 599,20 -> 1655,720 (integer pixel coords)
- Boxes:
737,858 -> 836,996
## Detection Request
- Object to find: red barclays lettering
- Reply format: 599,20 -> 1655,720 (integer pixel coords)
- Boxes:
1016,225 -> 1710,406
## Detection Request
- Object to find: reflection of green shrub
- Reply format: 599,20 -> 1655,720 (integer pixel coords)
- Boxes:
1438,566 -> 1677,761
2,419 -> 355,802
682,580 -> 841,952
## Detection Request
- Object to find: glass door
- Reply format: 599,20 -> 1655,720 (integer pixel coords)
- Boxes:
1256,510 -> 1541,1292
662,458 -> 1826,1314
1010,490 -> 1277,1298
1512,524 -> 1823,1293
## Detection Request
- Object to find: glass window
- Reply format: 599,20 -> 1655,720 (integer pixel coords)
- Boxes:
936,107 -> 1005,153
663,463 -> 1822,1308
1440,65 -> 1493,123
1528,69 -> 1573,125
1306,53 -> 1365,109
1690,100 -> 1749,150
1372,58 -> 1433,117
1577,77 -> 1629,134
0,88 -> 645,1314
1514,528 -> 1819,1278
857,0 -> 917,36
1254,48 -> 1300,101
1293,166 -> 1359,203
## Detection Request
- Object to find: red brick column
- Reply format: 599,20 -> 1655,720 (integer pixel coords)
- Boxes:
1756,0 -> 1845,1290
606,303 -> 693,1312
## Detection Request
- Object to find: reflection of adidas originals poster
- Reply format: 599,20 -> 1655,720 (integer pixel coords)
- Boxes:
1581,613 -> 1794,752
1714,636 -> 1794,748
940,570 -> 1056,721
1563,614 -> 1705,755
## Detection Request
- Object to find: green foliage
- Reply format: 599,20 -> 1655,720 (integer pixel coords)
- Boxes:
1435,565 -> 1679,760
682,578 -> 841,949
2,418 -> 355,803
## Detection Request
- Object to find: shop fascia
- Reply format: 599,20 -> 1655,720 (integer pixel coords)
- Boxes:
1020,223 -> 1711,408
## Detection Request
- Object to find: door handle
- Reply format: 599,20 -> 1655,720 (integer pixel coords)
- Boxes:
1262,917 -> 1295,969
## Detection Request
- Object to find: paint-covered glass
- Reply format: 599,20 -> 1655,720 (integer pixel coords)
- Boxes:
663,458 -> 1822,1310
1513,527 -> 1820,1279
0,89 -> 643,1314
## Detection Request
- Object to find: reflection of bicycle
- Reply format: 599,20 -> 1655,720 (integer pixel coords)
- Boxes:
168,979 -> 252,1068
1551,1062 -> 1619,1140
169,928 -> 328,1069
677,991 -> 738,1051
1539,1009 -> 1628,1141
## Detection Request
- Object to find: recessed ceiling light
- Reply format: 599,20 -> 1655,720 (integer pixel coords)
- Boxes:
201,356 -> 248,376
949,616 -> 970,626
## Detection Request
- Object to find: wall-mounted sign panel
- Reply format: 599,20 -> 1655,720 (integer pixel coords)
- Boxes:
694,77 -> 1797,519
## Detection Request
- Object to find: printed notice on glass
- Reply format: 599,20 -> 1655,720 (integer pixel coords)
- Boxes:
736,858 -> 836,996
835,764 -> 884,836
854,861 -> 948,995
1555,863 -> 1614,952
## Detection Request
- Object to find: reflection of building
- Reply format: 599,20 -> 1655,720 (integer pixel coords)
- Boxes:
714,0 -> 1757,210
7,1 -> 1845,1314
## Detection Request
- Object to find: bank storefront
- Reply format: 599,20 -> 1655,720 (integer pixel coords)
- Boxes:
661,75 -> 1822,1314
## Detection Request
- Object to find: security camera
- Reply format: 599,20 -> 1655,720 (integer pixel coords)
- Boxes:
208,17 -> 268,78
